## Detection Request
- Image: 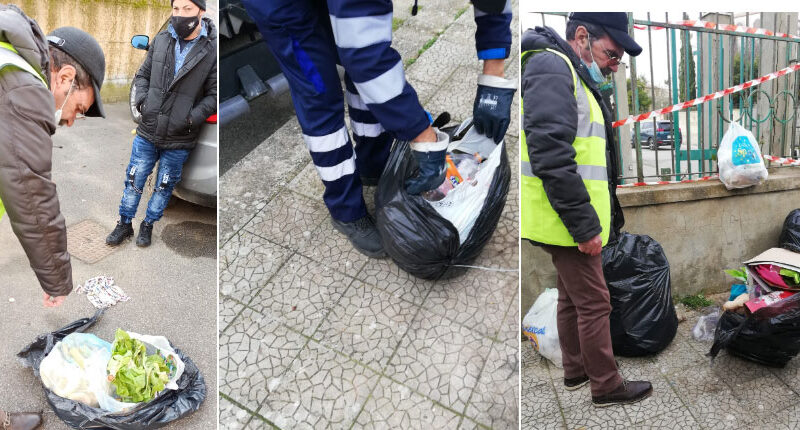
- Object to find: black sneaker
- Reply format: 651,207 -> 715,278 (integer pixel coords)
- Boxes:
564,375 -> 590,391
106,221 -> 133,246
592,380 -> 653,407
330,214 -> 386,258
136,221 -> 153,247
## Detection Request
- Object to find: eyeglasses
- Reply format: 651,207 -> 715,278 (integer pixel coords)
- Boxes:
590,35 -> 623,65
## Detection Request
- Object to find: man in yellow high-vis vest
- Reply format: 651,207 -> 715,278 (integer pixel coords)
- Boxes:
521,13 -> 653,407
0,5 -> 105,429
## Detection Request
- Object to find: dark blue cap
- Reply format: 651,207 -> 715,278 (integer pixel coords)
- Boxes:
568,12 -> 643,57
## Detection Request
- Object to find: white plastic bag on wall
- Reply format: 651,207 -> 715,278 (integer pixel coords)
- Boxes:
718,121 -> 768,189
522,288 -> 562,367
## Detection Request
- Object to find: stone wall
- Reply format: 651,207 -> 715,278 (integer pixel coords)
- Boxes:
521,167 -> 800,317
15,0 -> 172,102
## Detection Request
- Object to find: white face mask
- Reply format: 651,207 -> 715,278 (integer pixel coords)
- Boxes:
54,79 -> 75,126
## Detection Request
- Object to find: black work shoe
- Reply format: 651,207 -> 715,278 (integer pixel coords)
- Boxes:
106,221 -> 133,246
592,380 -> 653,407
136,221 -> 153,247
564,375 -> 590,391
330,214 -> 387,258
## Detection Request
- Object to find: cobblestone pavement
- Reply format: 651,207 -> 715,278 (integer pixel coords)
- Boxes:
218,1 -> 520,428
522,308 -> 800,429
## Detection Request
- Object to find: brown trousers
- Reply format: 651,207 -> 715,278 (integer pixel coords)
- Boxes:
542,245 -> 623,396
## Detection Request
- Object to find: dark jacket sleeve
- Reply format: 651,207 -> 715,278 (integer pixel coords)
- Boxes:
133,40 -> 154,112
189,50 -> 217,128
522,51 -> 602,243
0,76 -> 72,297
472,0 -> 512,59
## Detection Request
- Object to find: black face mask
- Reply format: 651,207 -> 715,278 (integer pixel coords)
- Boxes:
171,15 -> 200,39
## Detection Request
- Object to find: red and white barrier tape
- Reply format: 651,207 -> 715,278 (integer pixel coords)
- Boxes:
633,20 -> 800,41
764,154 -> 800,166
616,156 -> 797,188
617,175 -> 718,188
612,63 -> 800,128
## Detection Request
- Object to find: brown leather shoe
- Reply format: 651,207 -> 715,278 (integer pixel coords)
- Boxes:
592,380 -> 653,407
564,375 -> 590,391
1,411 -> 42,430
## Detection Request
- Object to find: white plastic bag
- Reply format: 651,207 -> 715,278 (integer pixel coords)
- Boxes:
39,333 -> 114,409
718,121 -> 768,189
692,309 -> 720,342
429,126 -> 503,244
522,288 -> 562,367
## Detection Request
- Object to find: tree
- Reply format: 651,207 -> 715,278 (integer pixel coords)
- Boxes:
732,52 -> 760,108
627,75 -> 652,113
678,30 -> 697,101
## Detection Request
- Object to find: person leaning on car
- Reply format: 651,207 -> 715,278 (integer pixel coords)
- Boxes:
520,12 -> 654,407
0,4 -> 107,429
106,0 -> 216,248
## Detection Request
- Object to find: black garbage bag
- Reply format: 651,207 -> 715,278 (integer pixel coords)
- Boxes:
708,294 -> 800,367
17,311 -> 206,429
601,232 -> 678,356
779,208 -> 800,253
374,122 -> 510,280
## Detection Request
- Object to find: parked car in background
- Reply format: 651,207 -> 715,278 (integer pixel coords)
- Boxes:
129,16 -> 218,209
631,120 -> 682,151
218,0 -> 286,126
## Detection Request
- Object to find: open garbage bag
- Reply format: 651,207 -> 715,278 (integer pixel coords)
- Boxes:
780,209 -> 800,253
17,311 -> 206,429
718,121 -> 768,190
709,293 -> 800,367
374,118 -> 510,279
602,232 -> 678,356
522,288 -> 562,367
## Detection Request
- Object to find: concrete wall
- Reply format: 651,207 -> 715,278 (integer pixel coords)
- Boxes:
15,0 -> 172,102
521,168 -> 800,317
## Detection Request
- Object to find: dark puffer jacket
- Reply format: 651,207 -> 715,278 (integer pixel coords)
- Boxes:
521,26 -> 625,245
134,16 -> 217,150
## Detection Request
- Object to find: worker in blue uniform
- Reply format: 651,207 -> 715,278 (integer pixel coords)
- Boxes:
241,0 -> 515,258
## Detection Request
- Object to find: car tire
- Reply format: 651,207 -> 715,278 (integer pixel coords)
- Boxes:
129,83 -> 141,124
648,137 -> 655,151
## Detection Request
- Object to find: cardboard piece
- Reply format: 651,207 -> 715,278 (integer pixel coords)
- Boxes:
742,248 -> 800,308
744,248 -> 800,272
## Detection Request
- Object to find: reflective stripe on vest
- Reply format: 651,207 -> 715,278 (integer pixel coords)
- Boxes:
520,48 -> 611,247
0,41 -> 47,87
0,42 -> 47,220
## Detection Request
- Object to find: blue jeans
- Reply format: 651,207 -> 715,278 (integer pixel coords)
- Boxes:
118,135 -> 191,224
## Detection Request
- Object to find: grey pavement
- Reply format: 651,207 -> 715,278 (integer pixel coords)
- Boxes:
522,307 -> 800,429
0,102 -> 217,429
219,1 -> 520,428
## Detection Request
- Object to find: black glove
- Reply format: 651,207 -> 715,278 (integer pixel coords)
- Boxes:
472,74 -> 516,143
405,129 -> 449,195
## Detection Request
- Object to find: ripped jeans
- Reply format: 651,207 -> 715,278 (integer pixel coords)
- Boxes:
118,135 -> 191,224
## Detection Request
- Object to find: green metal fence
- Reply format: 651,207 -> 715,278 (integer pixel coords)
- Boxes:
528,12 -> 800,183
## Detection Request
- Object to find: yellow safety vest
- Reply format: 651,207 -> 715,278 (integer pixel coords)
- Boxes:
0,41 -> 48,219
520,48 -> 611,246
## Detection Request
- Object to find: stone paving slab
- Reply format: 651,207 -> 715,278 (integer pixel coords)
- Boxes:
219,1 -> 519,428
521,308 -> 800,429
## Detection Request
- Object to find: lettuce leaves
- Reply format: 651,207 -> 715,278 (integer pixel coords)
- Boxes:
106,329 -> 170,403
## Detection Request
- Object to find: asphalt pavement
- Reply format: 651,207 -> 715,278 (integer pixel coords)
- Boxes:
0,102 -> 217,429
